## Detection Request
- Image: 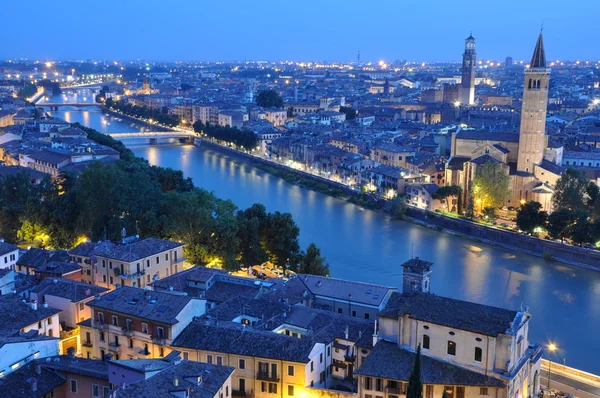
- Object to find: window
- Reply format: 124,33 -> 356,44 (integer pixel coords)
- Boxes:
92,384 -> 100,397
288,365 -> 294,376
457,387 -> 465,398
103,386 -> 110,398
103,275 -> 107,283
226,386 -> 229,397
217,356 -> 223,366
475,347 -> 483,362
207,354 -> 213,364
48,329 -> 53,337
365,377 -> 372,390
352,310 -> 357,317
100,332 -> 105,342
79,302 -> 85,311
327,346 -> 331,356
480,388 -> 489,396
447,341 -> 456,356
129,339 -> 133,349
147,260 -> 150,268
183,352 -> 189,360
376,378 -> 383,392
288,385 -> 295,396
156,256 -> 159,264
159,347 -> 164,357
239,358 -> 246,369
112,316 -> 118,326
365,313 -> 370,320
261,382 -> 267,393
310,361 -> 314,371
166,253 -> 169,261
48,317 -> 53,325
70,379 -> 78,393
156,326 -> 164,338
269,383 -> 278,394
426,386 -> 434,398
320,353 -> 323,363
109,276 -> 113,285
239,378 -> 246,392
422,334 -> 430,350
337,308 -> 342,314
141,323 -> 148,334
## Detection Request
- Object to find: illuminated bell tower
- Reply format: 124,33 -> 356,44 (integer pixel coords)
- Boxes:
517,32 -> 550,173
460,34 -> 476,106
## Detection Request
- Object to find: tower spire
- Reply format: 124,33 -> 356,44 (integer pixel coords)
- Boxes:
530,32 -> 546,68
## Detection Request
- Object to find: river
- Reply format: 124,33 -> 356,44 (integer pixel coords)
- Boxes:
45,89 -> 600,374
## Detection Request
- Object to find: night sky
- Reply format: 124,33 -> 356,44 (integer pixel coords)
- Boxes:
5,0 -> 599,62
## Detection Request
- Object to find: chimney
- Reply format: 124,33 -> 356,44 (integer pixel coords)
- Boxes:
173,377 -> 179,387
35,364 -> 42,375
85,289 -> 91,296
42,301 -> 48,308
344,325 -> 349,340
196,375 -> 202,386
67,347 -> 75,358
31,299 -> 37,311
30,378 -> 37,392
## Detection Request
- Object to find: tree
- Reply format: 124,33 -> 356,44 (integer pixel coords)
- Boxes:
432,185 -> 462,213
262,212 -> 300,273
406,344 -> 423,398
390,196 -> 407,219
339,106 -> 358,120
465,196 -> 475,219
565,210 -> 595,247
236,204 -> 269,267
299,243 -> 330,276
287,106 -> 295,118
472,162 -> 510,210
482,207 -> 497,219
547,208 -> 574,242
17,83 -> 37,100
516,201 -> 548,234
256,90 -> 284,108
552,168 -> 591,212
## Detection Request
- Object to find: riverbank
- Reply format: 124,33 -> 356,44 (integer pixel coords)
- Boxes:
196,138 -> 600,271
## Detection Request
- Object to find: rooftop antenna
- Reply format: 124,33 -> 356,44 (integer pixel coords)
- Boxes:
135,221 -> 140,238
121,228 -> 126,244
103,226 -> 107,241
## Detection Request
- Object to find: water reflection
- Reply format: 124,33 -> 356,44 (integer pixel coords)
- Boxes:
128,144 -> 600,373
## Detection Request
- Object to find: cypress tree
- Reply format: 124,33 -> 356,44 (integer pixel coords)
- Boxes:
407,344 -> 423,398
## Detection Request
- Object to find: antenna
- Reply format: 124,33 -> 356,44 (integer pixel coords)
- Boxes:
103,226 -> 107,241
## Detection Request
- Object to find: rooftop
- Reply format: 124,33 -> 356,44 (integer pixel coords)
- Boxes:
94,238 -> 183,263
32,278 -> 108,303
355,341 -> 505,387
86,286 -> 195,325
379,292 -> 520,337
298,274 -> 395,307
0,294 -> 62,335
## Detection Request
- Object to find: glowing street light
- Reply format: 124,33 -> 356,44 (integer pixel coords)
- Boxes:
547,342 -> 558,388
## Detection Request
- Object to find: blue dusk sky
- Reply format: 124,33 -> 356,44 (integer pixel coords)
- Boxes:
5,0 -> 600,62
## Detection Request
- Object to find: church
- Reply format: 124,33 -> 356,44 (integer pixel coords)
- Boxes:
445,32 -> 562,211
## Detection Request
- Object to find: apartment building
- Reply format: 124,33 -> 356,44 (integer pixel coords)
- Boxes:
0,240 -> 19,270
92,237 -> 185,289
172,320 -> 328,398
80,287 -> 205,361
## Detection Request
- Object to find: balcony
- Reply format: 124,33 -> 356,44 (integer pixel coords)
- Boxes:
385,387 -> 401,395
82,341 -> 93,348
152,336 -> 166,346
119,269 -> 146,280
256,371 -> 280,382
122,327 -> 134,337
92,321 -> 108,330
344,354 -> 355,362
172,257 -> 186,264
232,390 -> 248,397
139,348 -> 151,356
60,326 -> 80,340
108,342 -> 121,353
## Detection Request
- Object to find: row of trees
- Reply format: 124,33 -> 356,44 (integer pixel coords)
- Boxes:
515,169 -> 600,247
192,120 -> 258,151
0,125 -> 329,275
105,98 -> 180,127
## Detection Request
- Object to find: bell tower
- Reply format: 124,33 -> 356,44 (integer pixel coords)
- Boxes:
401,257 -> 433,294
460,33 -> 476,106
517,32 -> 550,173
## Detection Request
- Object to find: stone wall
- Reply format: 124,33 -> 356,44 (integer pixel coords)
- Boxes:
407,207 -> 600,270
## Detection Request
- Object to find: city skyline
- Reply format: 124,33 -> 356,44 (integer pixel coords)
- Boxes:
4,0 -> 600,62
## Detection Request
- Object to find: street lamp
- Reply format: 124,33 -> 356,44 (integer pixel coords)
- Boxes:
547,342 -> 557,388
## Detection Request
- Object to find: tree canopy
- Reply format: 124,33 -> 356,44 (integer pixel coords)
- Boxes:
0,125 -> 325,274
256,90 -> 284,108
105,98 -> 180,127
516,201 -> 548,234
297,243 -> 330,276
193,120 -> 258,151
472,162 -> 510,210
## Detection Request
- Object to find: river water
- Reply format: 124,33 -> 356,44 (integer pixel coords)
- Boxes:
46,89 -> 600,374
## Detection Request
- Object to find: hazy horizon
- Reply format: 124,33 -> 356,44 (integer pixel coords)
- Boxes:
5,0 -> 600,63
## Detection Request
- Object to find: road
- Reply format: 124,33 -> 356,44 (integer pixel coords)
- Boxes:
542,369 -> 600,398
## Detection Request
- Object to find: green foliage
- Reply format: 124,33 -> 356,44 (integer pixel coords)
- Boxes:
407,344 -> 423,398
552,168 -> 592,212
256,89 -> 284,108
472,162 -> 510,209
0,125 -> 320,273
105,98 -> 180,127
432,185 -> 462,213
193,120 -> 258,151
37,79 -> 62,96
565,210 -> 597,247
546,208 -> 573,242
18,83 -> 37,100
298,243 -> 330,276
465,196 -> 475,219
516,201 -> 548,234
390,196 -> 407,219
339,106 -> 358,120
95,85 -> 110,103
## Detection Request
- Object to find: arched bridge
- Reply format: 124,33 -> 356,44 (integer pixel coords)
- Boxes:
109,131 -> 197,144
36,103 -> 102,110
